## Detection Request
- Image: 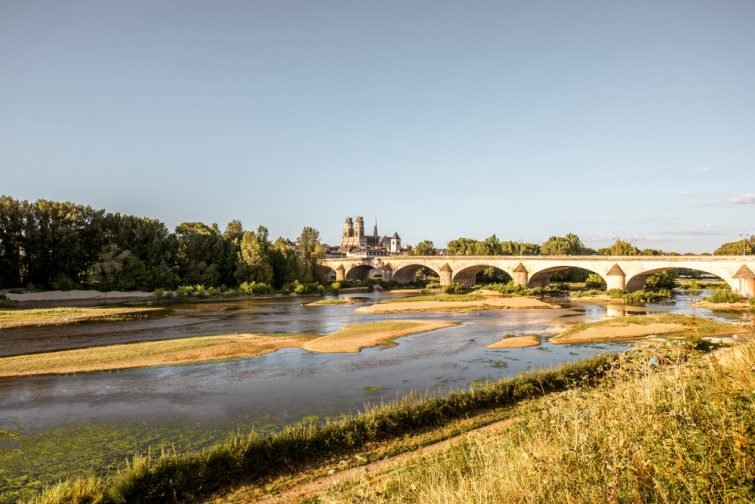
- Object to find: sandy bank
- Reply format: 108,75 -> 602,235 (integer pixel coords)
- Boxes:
0,320 -> 456,377
356,297 -> 556,314
550,314 -> 748,345
305,299 -> 351,306
487,335 -> 541,349
551,323 -> 685,344
302,320 -> 457,353
0,307 -> 163,329
4,290 -> 152,302
693,301 -> 753,311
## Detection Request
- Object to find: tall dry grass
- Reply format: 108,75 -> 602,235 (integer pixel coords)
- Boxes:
322,341 -> 754,503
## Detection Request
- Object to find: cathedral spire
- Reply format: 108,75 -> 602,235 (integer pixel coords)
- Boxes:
374,217 -> 378,239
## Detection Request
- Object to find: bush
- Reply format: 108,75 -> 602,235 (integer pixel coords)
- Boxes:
239,281 -> 273,296
706,288 -> 742,304
483,281 -> 528,295
584,273 -> 606,289
51,274 -> 78,291
330,282 -> 341,291
442,283 -> 466,294
153,289 -> 164,298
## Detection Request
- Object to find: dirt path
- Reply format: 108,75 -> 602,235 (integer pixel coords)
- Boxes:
232,417 -> 516,504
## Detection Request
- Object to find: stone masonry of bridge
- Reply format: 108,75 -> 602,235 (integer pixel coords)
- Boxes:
319,256 -> 755,298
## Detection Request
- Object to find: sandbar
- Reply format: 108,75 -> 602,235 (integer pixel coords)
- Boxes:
487,335 -> 541,349
0,307 -> 163,329
550,314 -> 748,345
0,320 -> 457,377
356,297 -> 556,314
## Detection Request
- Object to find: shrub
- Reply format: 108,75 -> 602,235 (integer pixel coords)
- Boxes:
584,273 -> 606,289
706,288 -> 742,304
51,274 -> 78,291
152,289 -> 164,298
330,282 -> 341,291
483,281 -> 528,295
442,283 -> 466,294
239,281 -> 273,296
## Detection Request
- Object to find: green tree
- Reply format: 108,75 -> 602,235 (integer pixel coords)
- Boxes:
236,226 -> 273,284
714,238 -> 754,255
296,226 -> 324,283
412,240 -> 435,256
447,237 -> 479,255
269,237 -> 300,289
598,239 -> 640,256
541,233 -> 592,255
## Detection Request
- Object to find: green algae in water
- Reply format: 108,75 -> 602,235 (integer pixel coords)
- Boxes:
0,419 -> 267,503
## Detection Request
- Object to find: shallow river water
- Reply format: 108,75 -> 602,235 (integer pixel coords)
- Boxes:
0,290 -> 750,500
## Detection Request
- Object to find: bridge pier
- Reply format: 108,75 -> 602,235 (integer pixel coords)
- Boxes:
382,264 -> 393,282
512,263 -> 528,288
335,265 -> 345,282
606,264 -> 626,291
440,263 -> 453,286
733,266 -> 755,298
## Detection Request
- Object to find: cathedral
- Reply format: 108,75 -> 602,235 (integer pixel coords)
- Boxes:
340,216 -> 401,254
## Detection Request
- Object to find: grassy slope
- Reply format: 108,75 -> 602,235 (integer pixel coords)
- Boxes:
311,341 -> 755,503
0,307 -> 162,329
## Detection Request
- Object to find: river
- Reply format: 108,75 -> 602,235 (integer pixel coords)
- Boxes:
0,289 -> 750,501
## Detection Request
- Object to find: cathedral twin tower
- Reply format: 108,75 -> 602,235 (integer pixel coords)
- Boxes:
340,216 -> 401,254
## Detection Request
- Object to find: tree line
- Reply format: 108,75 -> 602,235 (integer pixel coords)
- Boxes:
413,233 -> 750,257
0,196 -> 324,291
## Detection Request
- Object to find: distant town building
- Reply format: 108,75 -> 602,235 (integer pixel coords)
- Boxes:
340,216 -> 402,256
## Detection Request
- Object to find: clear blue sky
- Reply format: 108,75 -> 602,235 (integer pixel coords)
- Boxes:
1,0 -> 753,253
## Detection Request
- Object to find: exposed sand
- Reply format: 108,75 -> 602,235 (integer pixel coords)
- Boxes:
4,289 -> 152,302
0,307 -> 163,329
551,323 -> 686,344
356,297 -> 556,314
693,301 -> 753,311
302,320 -> 457,353
387,289 -> 425,295
0,320 -> 456,377
305,299 -> 351,306
487,335 -> 541,349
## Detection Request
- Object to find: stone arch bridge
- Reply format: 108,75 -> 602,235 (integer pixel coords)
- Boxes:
320,256 -> 755,297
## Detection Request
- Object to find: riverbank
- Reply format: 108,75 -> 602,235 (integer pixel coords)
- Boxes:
0,307 -> 163,329
356,292 -> 557,314
30,341 -> 753,504
0,320 -> 456,377
291,342 -> 754,504
550,313 -> 750,344
693,300 -> 755,311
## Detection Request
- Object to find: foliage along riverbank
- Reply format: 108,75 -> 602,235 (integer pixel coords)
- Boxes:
0,321 -> 456,378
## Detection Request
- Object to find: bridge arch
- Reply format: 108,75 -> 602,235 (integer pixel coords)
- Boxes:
624,267 -> 735,293
317,264 -> 337,282
452,265 -> 514,287
392,263 -> 441,284
527,265 -> 607,289
345,264 -> 379,281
